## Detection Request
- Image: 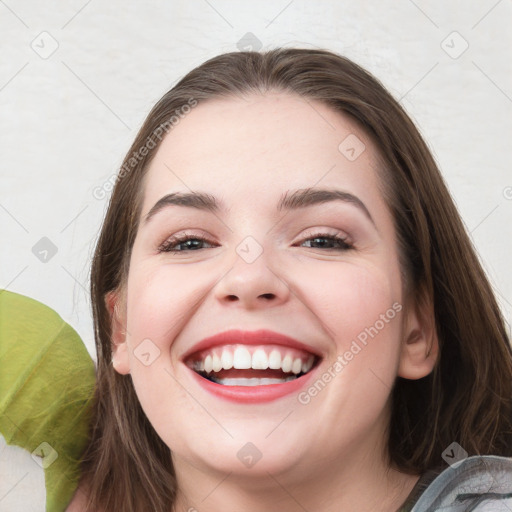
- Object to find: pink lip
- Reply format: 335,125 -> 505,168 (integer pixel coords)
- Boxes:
181,329 -> 322,361
181,329 -> 322,404
188,365 -> 318,403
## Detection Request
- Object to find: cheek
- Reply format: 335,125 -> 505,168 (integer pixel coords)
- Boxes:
126,256 -> 403,364
125,254 -> 403,412
302,261 -> 403,385
304,261 -> 401,334
122,265 -> 212,409
125,263 -> 202,339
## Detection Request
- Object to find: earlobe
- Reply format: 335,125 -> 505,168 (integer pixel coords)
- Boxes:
397,292 -> 439,380
105,290 -> 131,375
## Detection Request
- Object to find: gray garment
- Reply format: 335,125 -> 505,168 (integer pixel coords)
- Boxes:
398,455 -> 512,511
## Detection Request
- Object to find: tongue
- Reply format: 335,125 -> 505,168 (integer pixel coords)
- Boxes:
208,369 -> 292,379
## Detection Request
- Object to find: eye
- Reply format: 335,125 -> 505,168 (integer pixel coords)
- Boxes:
297,232 -> 353,251
157,233 -> 217,253
157,231 -> 354,254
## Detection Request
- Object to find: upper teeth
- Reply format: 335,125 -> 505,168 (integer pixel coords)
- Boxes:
189,344 -> 315,375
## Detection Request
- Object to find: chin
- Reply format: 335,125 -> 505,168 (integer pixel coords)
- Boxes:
177,433 -> 308,479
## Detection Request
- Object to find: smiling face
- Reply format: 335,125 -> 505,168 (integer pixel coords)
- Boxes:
108,92 -> 437,488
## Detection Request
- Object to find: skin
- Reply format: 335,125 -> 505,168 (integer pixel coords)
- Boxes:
99,92 -> 439,512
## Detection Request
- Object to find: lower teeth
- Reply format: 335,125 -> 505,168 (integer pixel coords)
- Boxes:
208,376 -> 298,386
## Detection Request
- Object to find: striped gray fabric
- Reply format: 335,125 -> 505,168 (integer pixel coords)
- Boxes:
398,455 -> 512,512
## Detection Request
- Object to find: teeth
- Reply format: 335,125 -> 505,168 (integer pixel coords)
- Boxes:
233,346 -> 252,369
209,376 -> 297,386
220,349 -> 233,370
292,358 -> 302,374
281,354 -> 293,373
192,346 -> 316,376
252,348 -> 269,369
302,355 -> 314,373
212,353 -> 222,372
268,349 -> 282,369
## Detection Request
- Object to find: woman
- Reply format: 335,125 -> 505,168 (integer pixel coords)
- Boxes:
71,48 -> 512,511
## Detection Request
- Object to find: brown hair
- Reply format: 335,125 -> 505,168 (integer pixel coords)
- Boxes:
79,48 -> 512,511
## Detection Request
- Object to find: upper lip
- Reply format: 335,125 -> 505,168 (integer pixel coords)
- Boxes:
181,329 -> 323,361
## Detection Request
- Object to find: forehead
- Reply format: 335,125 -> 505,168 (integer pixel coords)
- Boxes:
141,92 -> 384,215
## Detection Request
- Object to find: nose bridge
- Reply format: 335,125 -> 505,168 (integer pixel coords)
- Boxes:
214,234 -> 290,307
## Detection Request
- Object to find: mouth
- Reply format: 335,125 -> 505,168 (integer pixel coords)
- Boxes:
185,344 -> 319,386
181,329 -> 323,402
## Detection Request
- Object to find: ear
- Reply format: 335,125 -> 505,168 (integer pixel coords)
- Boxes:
105,290 -> 130,375
397,287 -> 439,380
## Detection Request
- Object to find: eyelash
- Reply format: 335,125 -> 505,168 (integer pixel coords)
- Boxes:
157,231 -> 353,253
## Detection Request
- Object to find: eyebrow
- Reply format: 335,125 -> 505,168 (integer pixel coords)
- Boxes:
143,187 -> 375,226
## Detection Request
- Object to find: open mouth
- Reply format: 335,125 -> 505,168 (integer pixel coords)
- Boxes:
185,344 -> 320,387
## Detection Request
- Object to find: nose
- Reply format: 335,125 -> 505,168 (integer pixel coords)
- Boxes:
214,244 -> 291,310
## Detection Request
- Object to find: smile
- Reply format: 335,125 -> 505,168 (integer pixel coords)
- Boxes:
185,344 -> 317,386
181,329 -> 322,403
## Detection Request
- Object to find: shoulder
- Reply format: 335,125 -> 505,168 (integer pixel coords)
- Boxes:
410,455 -> 512,511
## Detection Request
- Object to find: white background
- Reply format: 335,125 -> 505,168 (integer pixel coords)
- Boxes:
1,1 -> 511,510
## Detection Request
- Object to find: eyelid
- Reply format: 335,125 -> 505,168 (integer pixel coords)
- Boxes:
157,230 -> 217,253
296,227 -> 352,244
157,227 -> 354,254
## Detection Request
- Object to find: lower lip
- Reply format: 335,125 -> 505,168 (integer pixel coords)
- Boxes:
187,365 -> 318,404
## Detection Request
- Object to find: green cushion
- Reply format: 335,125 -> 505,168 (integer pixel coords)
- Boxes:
0,289 -> 95,511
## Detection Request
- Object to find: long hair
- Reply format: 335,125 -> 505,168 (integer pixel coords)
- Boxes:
79,48 -> 512,511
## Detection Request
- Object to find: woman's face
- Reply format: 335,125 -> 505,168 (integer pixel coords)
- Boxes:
111,92 -> 434,481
